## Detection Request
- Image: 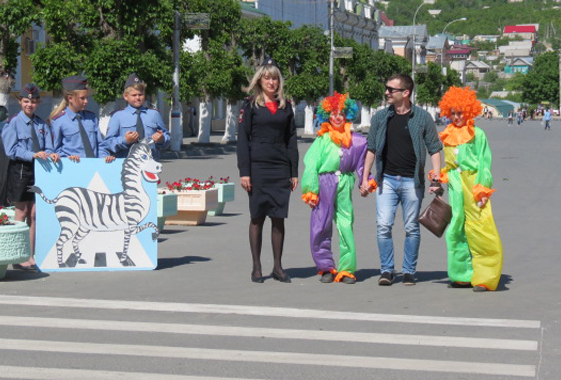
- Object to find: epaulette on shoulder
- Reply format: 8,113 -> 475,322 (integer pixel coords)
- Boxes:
7,114 -> 18,123
51,110 -> 66,121
110,108 -> 125,116
242,96 -> 254,107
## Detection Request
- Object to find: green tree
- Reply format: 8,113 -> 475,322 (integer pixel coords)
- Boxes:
238,16 -> 292,70
283,25 -> 329,134
344,41 -> 410,127
284,25 -> 330,104
0,0 -> 40,100
522,51 -> 559,105
346,40 -> 386,108
505,72 -> 526,92
32,0 -> 173,102
415,62 -> 444,106
444,68 -> 462,89
483,71 -> 499,83
465,72 -> 477,82
180,0 -> 243,142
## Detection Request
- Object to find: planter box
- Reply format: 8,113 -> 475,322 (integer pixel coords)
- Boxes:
208,182 -> 235,216
157,192 -> 178,231
2,207 -> 15,221
0,221 -> 31,279
165,188 -> 219,226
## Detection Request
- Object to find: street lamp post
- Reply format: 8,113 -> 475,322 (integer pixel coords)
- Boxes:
329,0 -> 334,96
411,0 -> 435,103
441,17 -> 467,67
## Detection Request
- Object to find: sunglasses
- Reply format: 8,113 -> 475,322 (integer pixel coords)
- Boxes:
385,86 -> 406,93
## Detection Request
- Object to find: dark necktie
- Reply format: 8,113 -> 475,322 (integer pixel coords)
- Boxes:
29,120 -> 40,153
75,113 -> 95,158
135,109 -> 145,140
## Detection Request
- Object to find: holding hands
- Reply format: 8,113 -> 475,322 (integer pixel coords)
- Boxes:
359,178 -> 377,197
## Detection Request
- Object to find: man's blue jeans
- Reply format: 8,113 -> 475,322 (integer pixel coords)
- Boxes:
376,174 -> 424,274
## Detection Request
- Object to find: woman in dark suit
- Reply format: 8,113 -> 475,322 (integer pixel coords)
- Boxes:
237,59 -> 298,284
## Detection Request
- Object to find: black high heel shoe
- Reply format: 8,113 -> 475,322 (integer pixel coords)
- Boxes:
270,271 -> 291,283
251,272 -> 264,283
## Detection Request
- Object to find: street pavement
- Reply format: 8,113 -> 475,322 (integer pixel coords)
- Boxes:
0,117 -> 558,379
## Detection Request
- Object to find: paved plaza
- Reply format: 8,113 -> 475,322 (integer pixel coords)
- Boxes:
0,117 -> 559,379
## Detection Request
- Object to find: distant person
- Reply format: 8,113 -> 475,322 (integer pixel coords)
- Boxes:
516,109 -> 523,126
507,110 -> 514,126
438,86 -> 503,292
488,109 -> 493,120
104,73 -> 170,160
543,108 -> 552,130
50,76 -> 112,162
236,58 -> 299,284
483,106 -> 488,119
2,84 -> 60,271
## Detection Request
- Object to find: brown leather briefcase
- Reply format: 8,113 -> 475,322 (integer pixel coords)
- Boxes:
419,196 -> 452,238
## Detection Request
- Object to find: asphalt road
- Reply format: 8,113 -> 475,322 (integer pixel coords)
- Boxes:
0,117 -> 558,380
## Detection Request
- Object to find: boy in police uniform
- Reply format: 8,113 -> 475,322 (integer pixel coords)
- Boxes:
50,75 -> 111,161
3,84 -> 59,270
103,74 -> 170,160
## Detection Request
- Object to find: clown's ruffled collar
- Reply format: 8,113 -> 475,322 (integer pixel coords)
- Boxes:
439,119 -> 475,146
317,122 -> 352,148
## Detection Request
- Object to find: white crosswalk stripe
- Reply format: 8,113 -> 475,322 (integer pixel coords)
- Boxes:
0,295 -> 541,328
0,295 -> 541,379
0,366 -> 265,380
0,316 -> 538,351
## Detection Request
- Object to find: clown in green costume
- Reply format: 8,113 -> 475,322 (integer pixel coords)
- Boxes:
436,86 -> 503,292
301,93 -> 376,284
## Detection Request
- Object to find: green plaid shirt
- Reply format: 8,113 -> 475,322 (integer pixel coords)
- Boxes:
367,104 -> 442,188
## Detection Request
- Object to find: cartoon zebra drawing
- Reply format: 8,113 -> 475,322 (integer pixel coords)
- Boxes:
30,140 -> 161,268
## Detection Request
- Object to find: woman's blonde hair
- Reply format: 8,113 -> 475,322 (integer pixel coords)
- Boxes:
48,89 -> 88,123
246,65 -> 286,109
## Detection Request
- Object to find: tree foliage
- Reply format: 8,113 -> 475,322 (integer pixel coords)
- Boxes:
387,0 -> 561,48
32,0 -> 172,103
344,41 -> 410,107
19,0 -> 449,111
522,51 -> 559,105
284,25 -> 330,104
0,0 -> 39,75
177,0 -> 243,103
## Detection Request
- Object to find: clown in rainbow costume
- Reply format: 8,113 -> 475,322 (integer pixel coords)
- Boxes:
301,93 -> 376,284
437,86 -> 503,292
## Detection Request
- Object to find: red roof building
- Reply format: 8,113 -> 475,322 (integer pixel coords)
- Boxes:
504,25 -> 536,33
380,11 -> 394,27
503,25 -> 537,44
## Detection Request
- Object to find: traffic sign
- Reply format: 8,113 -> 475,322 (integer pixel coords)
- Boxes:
333,47 -> 353,59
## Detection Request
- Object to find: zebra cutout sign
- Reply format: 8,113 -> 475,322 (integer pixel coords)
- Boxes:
33,140 -> 160,272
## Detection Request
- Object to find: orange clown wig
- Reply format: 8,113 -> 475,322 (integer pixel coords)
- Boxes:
316,92 -> 358,124
438,86 -> 482,122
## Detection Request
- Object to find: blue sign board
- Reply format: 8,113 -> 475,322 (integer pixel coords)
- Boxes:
34,142 -> 160,272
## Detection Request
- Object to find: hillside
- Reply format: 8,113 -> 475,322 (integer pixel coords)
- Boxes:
384,0 -> 561,48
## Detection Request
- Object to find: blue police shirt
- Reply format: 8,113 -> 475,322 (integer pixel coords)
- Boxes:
51,107 -> 108,158
2,111 -> 54,161
104,104 -> 171,160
